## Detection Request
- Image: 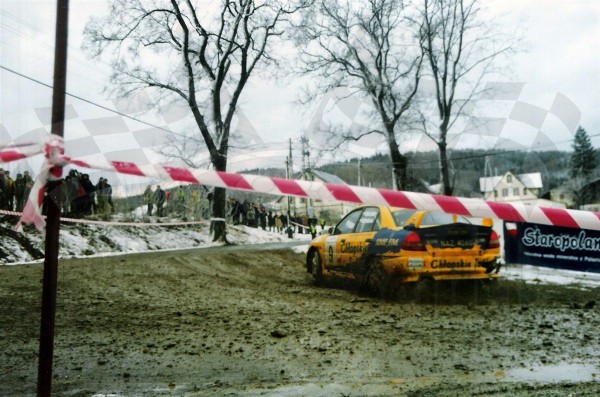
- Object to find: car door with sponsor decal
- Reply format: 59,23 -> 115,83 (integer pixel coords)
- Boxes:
325,207 -> 380,274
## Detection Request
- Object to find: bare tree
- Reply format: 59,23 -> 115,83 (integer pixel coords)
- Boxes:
295,0 -> 424,190
84,0 -> 307,241
418,0 -> 513,195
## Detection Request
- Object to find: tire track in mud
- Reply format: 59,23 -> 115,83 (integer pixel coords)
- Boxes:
1,246 -> 599,396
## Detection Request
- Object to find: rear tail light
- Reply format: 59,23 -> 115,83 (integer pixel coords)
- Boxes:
488,230 -> 500,249
402,232 -> 427,251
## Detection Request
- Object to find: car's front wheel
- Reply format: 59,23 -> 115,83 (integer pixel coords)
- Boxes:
308,249 -> 323,284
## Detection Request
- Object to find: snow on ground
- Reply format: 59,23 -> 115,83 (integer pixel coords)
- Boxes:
0,212 -> 314,265
1,214 -> 598,289
502,263 -> 600,289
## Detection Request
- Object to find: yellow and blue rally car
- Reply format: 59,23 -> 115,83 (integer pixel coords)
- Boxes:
306,206 -> 500,290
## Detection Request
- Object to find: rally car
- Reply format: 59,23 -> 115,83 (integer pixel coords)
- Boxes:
306,206 -> 500,291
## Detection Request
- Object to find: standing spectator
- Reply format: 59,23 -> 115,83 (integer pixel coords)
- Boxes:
275,213 -> 283,233
259,207 -> 267,230
61,175 -> 73,214
246,202 -> 256,227
14,173 -> 25,212
296,214 -> 303,234
68,170 -> 84,216
153,185 -> 166,217
4,171 -> 14,211
282,212 -> 289,231
95,177 -> 112,215
302,214 -> 309,234
175,186 -> 186,214
310,221 -> 317,239
165,190 -> 172,209
143,185 -> 154,216
80,174 -> 96,215
0,169 -> 7,210
105,178 -> 114,213
309,216 -> 318,239
96,177 -> 108,214
229,198 -> 240,224
241,200 -> 249,225
267,211 -> 275,231
22,171 -> 34,211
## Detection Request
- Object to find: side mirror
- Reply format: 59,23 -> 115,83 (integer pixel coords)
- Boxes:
327,227 -> 334,235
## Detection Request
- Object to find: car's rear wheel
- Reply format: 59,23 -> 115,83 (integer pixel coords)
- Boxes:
308,249 -> 323,284
364,258 -> 390,296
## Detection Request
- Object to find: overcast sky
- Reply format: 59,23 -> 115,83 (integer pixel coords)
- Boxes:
1,0 -> 598,177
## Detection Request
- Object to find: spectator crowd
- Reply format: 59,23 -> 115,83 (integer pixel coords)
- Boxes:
1,167 -> 326,238
228,197 -> 323,238
0,168 -> 34,212
0,167 -> 116,218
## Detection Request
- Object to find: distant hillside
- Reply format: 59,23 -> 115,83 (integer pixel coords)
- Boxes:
241,149 -> 600,198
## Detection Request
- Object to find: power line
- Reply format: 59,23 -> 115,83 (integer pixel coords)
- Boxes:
0,64 -> 175,135
2,66 -> 594,169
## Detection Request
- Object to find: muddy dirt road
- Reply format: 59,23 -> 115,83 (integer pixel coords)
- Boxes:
1,245 -> 599,396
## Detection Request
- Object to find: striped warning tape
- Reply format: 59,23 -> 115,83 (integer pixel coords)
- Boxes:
2,136 -> 600,231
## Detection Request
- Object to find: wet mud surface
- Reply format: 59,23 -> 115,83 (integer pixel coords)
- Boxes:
1,246 -> 599,396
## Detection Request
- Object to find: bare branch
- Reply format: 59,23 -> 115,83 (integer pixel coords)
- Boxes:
417,0 -> 516,195
82,0 -> 301,240
295,0 -> 423,190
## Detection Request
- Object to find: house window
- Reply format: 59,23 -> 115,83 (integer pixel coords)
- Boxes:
494,190 -> 498,198
523,188 -> 527,195
507,175 -> 512,183
513,188 -> 520,196
502,188 -> 509,197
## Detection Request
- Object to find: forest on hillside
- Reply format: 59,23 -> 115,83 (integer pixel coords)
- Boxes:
245,149 -> 600,198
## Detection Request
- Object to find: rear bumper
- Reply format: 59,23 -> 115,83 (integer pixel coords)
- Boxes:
380,254 -> 500,283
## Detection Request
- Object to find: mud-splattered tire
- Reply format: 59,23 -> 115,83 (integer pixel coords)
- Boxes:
364,258 -> 390,297
308,249 -> 323,284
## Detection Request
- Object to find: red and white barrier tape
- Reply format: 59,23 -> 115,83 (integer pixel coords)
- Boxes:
0,142 -> 43,163
2,135 -> 600,231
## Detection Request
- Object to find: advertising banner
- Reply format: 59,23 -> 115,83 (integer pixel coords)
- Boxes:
504,222 -> 600,273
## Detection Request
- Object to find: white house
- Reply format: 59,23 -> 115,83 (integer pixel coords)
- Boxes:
479,171 -> 543,202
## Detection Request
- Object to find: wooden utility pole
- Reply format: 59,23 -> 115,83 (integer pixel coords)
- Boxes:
37,0 -> 69,395
288,138 -> 296,216
357,159 -> 362,186
301,135 -> 313,212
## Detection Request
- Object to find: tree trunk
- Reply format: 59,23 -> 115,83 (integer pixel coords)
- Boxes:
211,186 -> 228,242
211,155 -> 228,243
388,134 -> 408,191
438,139 -> 453,196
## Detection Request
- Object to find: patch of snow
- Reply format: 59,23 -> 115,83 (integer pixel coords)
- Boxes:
2,218 -> 600,289
0,217 -> 317,266
502,264 -> 600,289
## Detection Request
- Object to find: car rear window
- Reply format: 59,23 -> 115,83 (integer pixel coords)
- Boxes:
419,212 -> 473,227
392,209 -> 417,226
